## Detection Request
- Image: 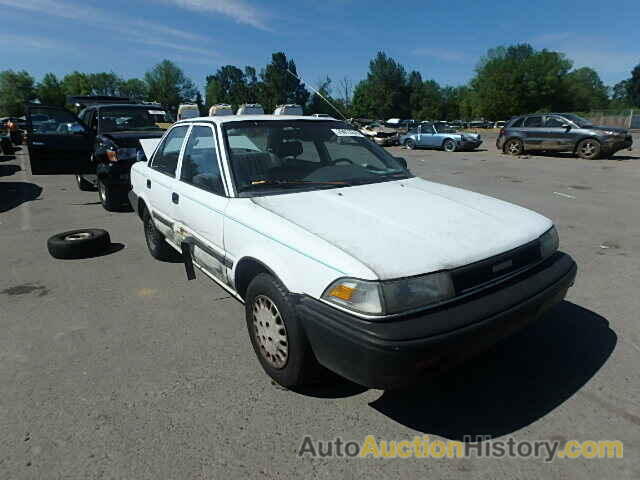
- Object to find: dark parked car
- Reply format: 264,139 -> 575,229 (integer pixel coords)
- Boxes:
25,100 -> 172,210
497,113 -> 633,160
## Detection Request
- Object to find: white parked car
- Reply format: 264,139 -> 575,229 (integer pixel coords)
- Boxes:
130,115 -> 577,389
237,103 -> 264,115
177,104 -> 199,121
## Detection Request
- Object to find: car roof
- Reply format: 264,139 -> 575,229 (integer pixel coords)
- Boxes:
92,104 -> 161,109
175,115 -> 340,125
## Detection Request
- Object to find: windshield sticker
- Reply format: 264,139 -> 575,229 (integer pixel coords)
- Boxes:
149,110 -> 166,115
331,129 -> 365,138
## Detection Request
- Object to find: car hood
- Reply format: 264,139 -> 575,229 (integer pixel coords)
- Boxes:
591,125 -> 629,134
103,131 -> 165,148
252,177 -> 552,279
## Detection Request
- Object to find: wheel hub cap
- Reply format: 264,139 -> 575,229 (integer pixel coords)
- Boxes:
65,232 -> 92,241
252,295 -> 288,369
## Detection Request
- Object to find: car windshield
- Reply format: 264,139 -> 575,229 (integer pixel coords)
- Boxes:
99,107 -> 172,132
562,114 -> 593,128
434,124 -> 457,133
223,120 -> 412,197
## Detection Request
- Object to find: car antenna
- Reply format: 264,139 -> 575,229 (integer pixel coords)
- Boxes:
285,68 -> 350,123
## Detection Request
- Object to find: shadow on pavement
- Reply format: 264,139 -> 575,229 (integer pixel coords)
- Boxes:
368,301 -> 616,439
0,164 -> 21,177
0,182 -> 43,213
0,155 -> 16,162
55,242 -> 126,260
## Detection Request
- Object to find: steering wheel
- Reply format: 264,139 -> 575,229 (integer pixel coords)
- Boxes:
331,158 -> 355,166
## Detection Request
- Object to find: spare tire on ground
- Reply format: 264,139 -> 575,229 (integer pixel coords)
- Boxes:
47,229 -> 111,259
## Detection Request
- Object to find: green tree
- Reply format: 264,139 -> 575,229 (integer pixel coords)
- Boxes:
205,65 -> 248,109
565,67 -> 609,111
87,72 -> 123,96
119,78 -> 148,101
630,62 -> 640,107
61,71 -> 92,97
259,52 -> 309,113
0,70 -> 36,116
307,76 -> 341,116
244,66 -> 260,103
36,73 -> 66,106
144,60 -> 197,111
469,43 -> 572,119
351,52 -> 409,119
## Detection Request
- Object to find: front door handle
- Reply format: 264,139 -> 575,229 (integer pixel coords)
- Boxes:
172,192 -> 179,204
32,141 -> 45,146
146,179 -> 151,189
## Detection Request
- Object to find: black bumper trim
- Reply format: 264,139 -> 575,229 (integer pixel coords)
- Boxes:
297,252 -> 577,389
152,211 -> 173,229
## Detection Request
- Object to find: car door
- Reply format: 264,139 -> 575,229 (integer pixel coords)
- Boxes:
25,105 -> 94,175
418,125 -> 433,147
544,115 -> 577,151
521,115 -> 545,150
174,124 -> 230,282
147,124 -> 190,243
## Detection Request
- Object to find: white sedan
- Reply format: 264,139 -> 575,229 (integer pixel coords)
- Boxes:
130,115 -> 576,389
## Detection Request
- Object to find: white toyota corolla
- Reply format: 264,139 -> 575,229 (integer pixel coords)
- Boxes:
130,115 -> 577,389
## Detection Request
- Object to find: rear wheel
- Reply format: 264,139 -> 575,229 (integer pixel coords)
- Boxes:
245,273 -> 324,388
576,139 -> 601,160
404,139 -> 416,150
442,139 -> 457,152
504,138 -> 524,156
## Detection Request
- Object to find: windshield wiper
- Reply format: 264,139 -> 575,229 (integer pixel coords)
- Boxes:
238,179 -> 348,193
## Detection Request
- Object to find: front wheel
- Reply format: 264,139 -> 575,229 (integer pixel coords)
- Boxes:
442,139 -> 457,152
143,208 -> 179,261
245,273 -> 323,388
404,139 -> 416,150
576,139 -> 601,160
76,174 -> 95,191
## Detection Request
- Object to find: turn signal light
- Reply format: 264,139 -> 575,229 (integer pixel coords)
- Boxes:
106,150 -> 118,162
328,284 -> 355,300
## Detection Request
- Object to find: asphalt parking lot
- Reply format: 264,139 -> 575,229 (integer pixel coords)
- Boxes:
1,135 -> 639,479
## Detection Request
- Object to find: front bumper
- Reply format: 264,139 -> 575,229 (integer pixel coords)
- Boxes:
458,139 -> 483,150
297,252 -> 577,389
602,136 -> 633,153
372,136 -> 398,146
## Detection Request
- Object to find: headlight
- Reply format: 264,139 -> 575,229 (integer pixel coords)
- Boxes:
322,272 -> 455,316
539,226 -> 559,259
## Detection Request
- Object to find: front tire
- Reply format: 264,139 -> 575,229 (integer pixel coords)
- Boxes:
576,139 -> 601,160
245,273 -> 323,388
98,179 -> 123,211
442,139 -> 457,152
143,208 -> 179,261
404,139 -> 416,150
76,174 -> 95,191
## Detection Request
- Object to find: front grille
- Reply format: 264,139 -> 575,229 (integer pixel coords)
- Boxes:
451,239 -> 541,294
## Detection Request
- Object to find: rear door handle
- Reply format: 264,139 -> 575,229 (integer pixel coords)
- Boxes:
146,179 -> 151,189
32,141 -> 45,146
172,192 -> 179,204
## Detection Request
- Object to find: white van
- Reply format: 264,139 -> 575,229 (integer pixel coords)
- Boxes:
177,104 -> 199,121
273,104 -> 304,115
208,104 -> 234,117
237,104 -> 264,115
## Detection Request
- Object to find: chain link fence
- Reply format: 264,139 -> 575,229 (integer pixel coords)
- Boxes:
573,109 -> 640,129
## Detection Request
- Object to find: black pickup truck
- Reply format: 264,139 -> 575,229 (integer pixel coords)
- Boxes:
25,97 -> 172,210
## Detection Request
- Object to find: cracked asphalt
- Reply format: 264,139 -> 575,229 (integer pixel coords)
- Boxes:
1,135 -> 639,479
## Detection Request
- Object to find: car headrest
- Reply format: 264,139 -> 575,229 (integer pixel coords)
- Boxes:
279,141 -> 303,158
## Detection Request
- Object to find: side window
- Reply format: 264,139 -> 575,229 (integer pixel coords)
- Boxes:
85,110 -> 97,132
545,116 -> 566,127
297,140 -> 322,162
151,125 -> 189,176
510,117 -> 524,128
524,116 -> 543,128
180,126 -> 225,195
28,107 -> 84,135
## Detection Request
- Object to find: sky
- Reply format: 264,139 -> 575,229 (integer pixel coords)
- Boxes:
1,0 -> 639,94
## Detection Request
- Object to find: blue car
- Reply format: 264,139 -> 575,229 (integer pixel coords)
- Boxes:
399,123 -> 482,152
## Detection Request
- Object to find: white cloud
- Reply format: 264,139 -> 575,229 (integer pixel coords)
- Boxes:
0,0 -> 219,55
151,0 -> 269,30
0,33 -> 66,50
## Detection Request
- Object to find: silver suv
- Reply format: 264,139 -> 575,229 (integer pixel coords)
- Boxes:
497,113 -> 633,159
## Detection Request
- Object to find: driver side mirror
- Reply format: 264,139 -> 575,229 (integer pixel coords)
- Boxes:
394,157 -> 408,169
561,124 -> 571,131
